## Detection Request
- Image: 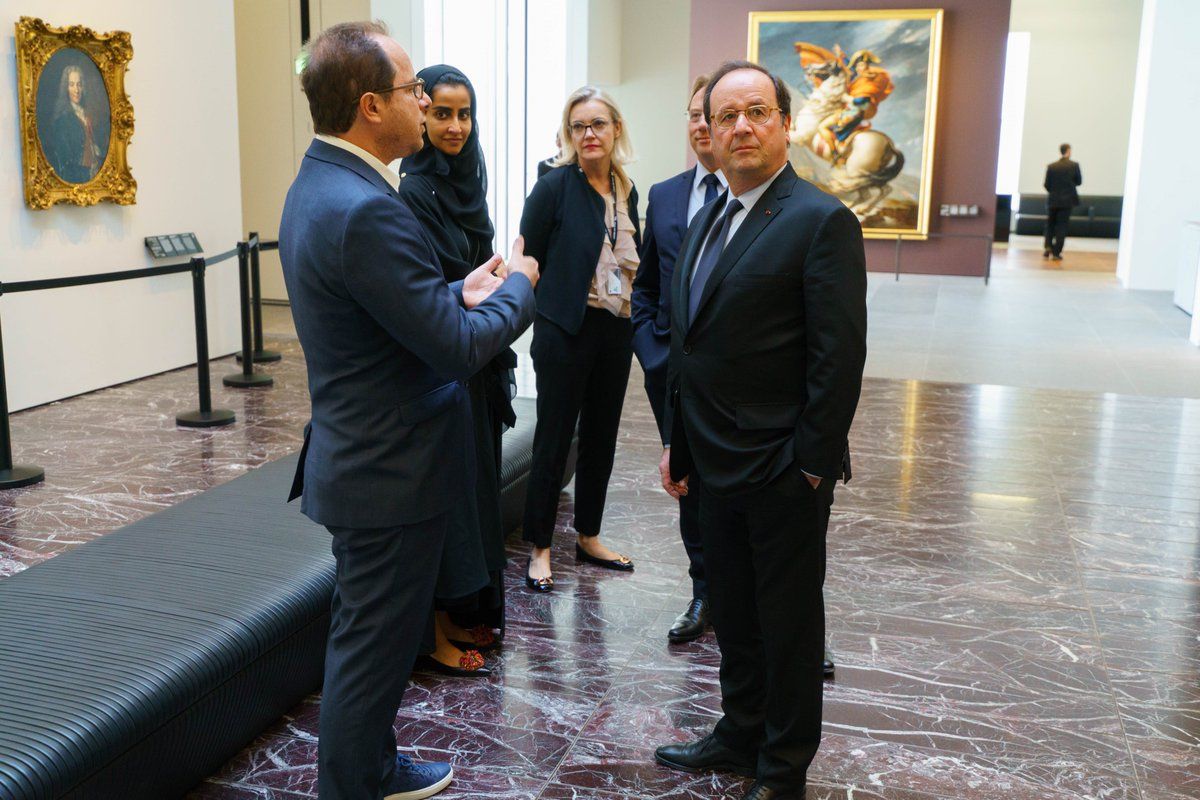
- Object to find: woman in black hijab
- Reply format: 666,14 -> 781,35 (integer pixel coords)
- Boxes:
400,65 -> 514,678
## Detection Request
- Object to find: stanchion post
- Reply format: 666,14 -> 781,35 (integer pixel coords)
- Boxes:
237,231 -> 282,365
177,256 -> 236,428
984,235 -> 994,286
224,242 -> 273,388
894,235 -> 903,281
0,307 -> 45,489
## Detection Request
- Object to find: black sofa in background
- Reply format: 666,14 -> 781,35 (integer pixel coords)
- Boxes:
0,396 -> 571,800
1013,194 -> 1123,238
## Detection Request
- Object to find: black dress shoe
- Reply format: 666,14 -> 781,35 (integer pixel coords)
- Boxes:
742,780 -> 804,799
668,598 -> 708,643
654,733 -> 756,778
415,653 -> 491,678
575,543 -> 634,571
525,558 -> 553,593
824,652 -> 835,678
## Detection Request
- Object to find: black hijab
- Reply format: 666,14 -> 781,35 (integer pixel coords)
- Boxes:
399,65 -> 494,280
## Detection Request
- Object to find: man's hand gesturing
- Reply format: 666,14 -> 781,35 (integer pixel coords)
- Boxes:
507,235 -> 539,288
462,254 -> 505,309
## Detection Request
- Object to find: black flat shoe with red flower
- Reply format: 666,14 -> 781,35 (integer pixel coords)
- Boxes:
415,650 -> 490,678
449,625 -> 501,652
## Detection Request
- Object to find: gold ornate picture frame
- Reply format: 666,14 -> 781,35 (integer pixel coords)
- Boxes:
749,9 -> 943,238
15,16 -> 136,209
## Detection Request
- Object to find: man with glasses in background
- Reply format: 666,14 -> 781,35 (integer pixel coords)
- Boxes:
281,21 -> 537,800
653,60 -> 866,800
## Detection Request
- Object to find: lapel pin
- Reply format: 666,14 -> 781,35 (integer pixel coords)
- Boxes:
765,210 -> 773,216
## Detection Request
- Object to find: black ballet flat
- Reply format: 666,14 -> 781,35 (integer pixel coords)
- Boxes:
525,559 -> 554,593
575,544 -> 634,571
415,653 -> 491,678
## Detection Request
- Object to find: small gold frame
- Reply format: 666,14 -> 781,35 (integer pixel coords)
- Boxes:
15,16 -> 137,209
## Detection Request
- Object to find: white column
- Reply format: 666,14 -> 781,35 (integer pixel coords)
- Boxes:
1116,0 -> 1200,290
371,0 -> 423,67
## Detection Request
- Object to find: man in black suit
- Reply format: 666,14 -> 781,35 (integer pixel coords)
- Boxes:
1043,143 -> 1082,261
280,22 -> 538,800
632,73 -> 726,643
653,61 -> 867,800
535,131 -> 561,178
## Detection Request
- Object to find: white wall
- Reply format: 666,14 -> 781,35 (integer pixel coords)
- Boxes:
1116,0 -> 1200,290
587,0 -> 622,86
1010,0 -> 1142,197
234,0 -> 307,303
236,0 -> 398,302
599,0 -> 691,197
526,0 -> 570,189
1,1 -> 243,411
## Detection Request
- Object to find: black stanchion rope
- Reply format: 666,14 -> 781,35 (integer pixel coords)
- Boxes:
2,247 -> 240,295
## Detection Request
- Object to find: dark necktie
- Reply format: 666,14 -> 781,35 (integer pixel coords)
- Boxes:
688,198 -> 743,324
700,173 -> 720,206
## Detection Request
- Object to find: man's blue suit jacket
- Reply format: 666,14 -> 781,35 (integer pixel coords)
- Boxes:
280,139 -> 535,529
632,166 -> 699,441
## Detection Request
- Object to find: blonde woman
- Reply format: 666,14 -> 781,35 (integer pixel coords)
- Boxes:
520,86 -> 640,591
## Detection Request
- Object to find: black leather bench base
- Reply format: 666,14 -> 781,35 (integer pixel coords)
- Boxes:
0,454 -> 331,800
0,395 -> 566,800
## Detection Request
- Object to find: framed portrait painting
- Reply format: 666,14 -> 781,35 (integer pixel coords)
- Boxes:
749,9 -> 943,238
15,16 -> 137,209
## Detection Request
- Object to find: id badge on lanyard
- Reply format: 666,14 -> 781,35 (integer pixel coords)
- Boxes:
606,267 -> 623,295
605,170 -> 622,296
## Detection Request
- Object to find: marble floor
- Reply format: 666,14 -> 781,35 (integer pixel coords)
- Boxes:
2,332 -> 1199,799
864,266 -> 1200,398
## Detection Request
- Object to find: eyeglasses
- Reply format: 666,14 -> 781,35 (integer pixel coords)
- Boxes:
711,105 -> 780,129
569,118 -> 611,137
360,77 -> 425,105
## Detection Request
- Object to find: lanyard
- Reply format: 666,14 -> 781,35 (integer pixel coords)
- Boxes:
606,170 -> 618,248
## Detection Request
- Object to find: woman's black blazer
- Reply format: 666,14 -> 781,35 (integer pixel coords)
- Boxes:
519,164 -> 641,335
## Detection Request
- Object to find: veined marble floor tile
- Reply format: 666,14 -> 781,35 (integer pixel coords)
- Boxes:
5,332 -> 1199,798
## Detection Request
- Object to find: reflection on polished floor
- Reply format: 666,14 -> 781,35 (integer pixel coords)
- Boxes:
864,266 -> 1199,398
2,334 -> 1198,799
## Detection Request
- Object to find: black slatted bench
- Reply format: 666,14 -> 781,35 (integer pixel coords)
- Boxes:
0,395 -> 567,800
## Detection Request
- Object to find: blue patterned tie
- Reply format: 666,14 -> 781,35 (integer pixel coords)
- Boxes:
701,173 -> 720,206
688,198 -> 742,324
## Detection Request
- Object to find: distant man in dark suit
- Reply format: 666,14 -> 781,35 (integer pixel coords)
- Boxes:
280,22 -> 538,800
653,61 -> 867,800
1043,143 -> 1082,261
632,73 -> 726,643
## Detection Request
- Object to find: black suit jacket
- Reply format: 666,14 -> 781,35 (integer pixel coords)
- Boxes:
520,165 -> 640,335
666,166 -> 867,495
631,166 -> 697,440
279,139 -> 535,528
1044,158 -> 1082,209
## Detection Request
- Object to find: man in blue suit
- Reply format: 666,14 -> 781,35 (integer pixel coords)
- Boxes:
632,74 -> 726,643
280,22 -> 538,800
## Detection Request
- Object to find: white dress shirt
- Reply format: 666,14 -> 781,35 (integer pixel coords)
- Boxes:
690,162 -> 790,287
686,165 -> 728,224
315,134 -> 401,192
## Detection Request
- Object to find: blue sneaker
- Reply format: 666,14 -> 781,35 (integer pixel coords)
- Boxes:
383,752 -> 453,800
